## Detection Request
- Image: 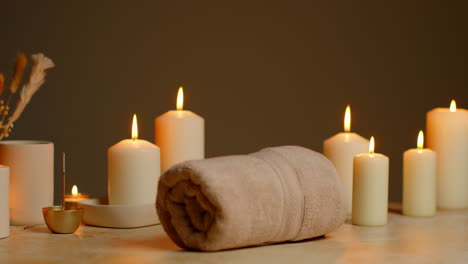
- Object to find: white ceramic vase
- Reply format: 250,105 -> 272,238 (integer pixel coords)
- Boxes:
0,141 -> 54,226
0,165 -> 9,238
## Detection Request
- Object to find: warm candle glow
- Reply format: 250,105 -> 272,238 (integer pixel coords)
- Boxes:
71,185 -> 78,196
132,114 -> 138,140
369,136 -> 375,154
65,184 -> 91,203
417,130 -> 424,149
177,86 -> 184,110
450,100 -> 456,112
344,105 -> 351,132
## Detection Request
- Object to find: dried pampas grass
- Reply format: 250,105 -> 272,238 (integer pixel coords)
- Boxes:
8,53 -> 28,94
0,53 -> 54,140
0,74 -> 4,95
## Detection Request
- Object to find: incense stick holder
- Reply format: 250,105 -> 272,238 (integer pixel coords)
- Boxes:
42,206 -> 83,234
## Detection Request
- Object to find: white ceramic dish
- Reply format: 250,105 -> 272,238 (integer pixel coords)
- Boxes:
78,197 -> 159,228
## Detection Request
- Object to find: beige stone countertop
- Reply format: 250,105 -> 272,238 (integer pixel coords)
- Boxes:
1,204 -> 467,264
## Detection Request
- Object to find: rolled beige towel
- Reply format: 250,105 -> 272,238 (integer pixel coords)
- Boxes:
156,146 -> 346,251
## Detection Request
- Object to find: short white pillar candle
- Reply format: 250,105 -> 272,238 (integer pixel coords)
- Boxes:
323,105 -> 369,215
108,114 -> 160,205
402,131 -> 436,217
352,137 -> 389,226
155,87 -> 204,173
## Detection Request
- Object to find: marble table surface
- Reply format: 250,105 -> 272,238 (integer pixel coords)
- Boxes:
1,204 -> 467,264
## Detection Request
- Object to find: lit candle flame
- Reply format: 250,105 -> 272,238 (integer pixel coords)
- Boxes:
344,105 -> 351,132
132,114 -> 138,140
71,185 -> 78,196
369,136 -> 375,154
177,86 -> 184,110
417,130 -> 424,149
450,100 -> 456,112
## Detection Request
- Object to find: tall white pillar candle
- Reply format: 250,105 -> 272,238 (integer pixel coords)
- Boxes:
403,131 -> 436,217
108,115 -> 160,205
0,141 -> 53,226
352,137 -> 389,226
324,106 -> 369,215
155,87 -> 204,172
0,166 -> 9,238
426,100 -> 468,209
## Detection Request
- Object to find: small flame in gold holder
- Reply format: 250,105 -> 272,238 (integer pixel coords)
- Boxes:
42,152 -> 83,234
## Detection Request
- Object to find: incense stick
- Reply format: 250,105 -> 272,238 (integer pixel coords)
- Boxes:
62,152 -> 66,210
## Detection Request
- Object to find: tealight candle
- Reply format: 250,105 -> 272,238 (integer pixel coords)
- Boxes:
352,137 -> 389,226
323,105 -> 369,215
402,131 -> 436,217
426,100 -> 468,209
155,87 -> 204,172
108,114 -> 160,205
64,185 -> 91,204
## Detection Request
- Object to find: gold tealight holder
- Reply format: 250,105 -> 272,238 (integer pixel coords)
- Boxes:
42,206 -> 83,234
43,153 -> 84,234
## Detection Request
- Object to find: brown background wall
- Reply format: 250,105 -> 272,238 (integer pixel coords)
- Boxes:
1,1 -> 467,202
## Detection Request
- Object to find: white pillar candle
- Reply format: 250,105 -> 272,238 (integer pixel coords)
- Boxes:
402,131 -> 436,217
0,141 -> 53,226
155,87 -> 204,173
352,137 -> 389,226
0,166 -> 9,238
108,114 -> 160,205
426,100 -> 468,209
323,105 -> 369,215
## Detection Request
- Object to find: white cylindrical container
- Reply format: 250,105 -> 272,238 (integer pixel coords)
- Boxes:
155,87 -> 204,173
0,166 -> 9,238
352,137 -> 389,226
426,100 -> 468,209
0,141 -> 54,226
402,131 -> 436,217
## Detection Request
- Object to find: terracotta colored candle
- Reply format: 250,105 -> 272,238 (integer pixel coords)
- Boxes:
402,131 -> 436,217
155,87 -> 204,172
352,137 -> 389,226
108,114 -> 160,205
426,100 -> 468,209
323,105 -> 369,215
